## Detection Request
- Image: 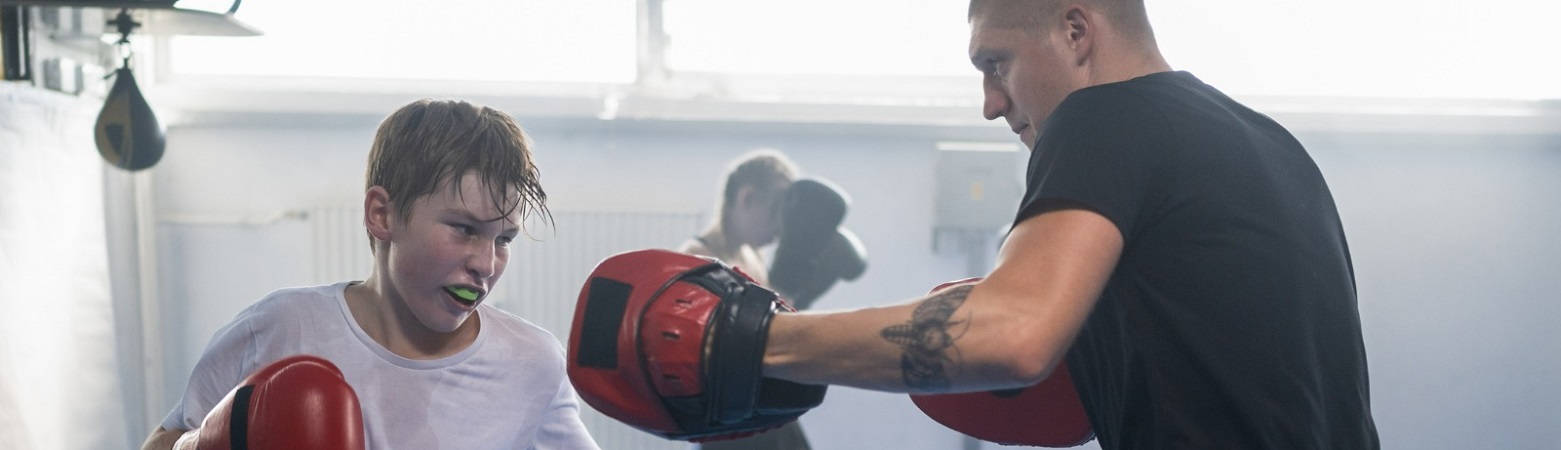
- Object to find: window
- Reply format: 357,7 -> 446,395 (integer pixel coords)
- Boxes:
659,0 -> 1559,100
662,0 -> 974,77
167,0 -> 637,84
156,0 -> 1558,111
1151,0 -> 1561,100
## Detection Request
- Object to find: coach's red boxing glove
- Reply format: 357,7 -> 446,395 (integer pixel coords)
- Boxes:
909,278 -> 1095,447
568,249 -> 827,441
197,355 -> 365,450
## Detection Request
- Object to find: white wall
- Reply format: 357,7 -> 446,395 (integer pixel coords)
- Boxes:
143,111 -> 1561,449
1303,133 -> 1561,449
1,84 -> 129,450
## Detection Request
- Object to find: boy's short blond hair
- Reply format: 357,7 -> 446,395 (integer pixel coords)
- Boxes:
364,99 -> 549,251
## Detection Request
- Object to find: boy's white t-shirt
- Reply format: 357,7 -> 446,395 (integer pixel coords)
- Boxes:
162,282 -> 599,450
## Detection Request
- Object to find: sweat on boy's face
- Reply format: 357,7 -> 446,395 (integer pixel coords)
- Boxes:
383,171 -> 522,333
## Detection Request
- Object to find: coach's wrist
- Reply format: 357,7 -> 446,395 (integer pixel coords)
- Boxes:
762,313 -> 805,380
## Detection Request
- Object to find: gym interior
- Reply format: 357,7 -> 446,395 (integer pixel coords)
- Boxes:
1,1 -> 1557,449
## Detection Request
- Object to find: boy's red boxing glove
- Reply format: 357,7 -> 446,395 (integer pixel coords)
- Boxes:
909,278 -> 1096,447
197,355 -> 365,450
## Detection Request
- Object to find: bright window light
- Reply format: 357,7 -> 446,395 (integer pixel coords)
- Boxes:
164,0 -> 1558,101
1150,0 -> 1561,100
663,0 -> 1558,100
662,0 -> 976,77
168,0 -> 637,84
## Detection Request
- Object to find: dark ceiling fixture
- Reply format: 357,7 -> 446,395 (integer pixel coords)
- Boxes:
1,0 -> 261,170
0,1 -> 260,37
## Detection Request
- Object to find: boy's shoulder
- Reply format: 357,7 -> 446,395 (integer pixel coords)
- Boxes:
233,282 -> 349,326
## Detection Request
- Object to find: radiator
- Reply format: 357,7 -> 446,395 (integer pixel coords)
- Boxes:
310,207 -> 702,450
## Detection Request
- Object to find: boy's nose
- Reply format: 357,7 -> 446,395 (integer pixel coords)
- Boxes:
467,243 -> 501,280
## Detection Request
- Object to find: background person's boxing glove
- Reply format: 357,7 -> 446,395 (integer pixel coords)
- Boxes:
908,278 -> 1095,447
196,354 -> 365,450
768,177 -> 868,309
568,249 -> 827,441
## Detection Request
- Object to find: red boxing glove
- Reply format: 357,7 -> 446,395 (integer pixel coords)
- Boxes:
197,355 -> 366,450
909,278 -> 1095,447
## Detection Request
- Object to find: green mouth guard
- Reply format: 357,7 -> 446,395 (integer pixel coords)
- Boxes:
447,286 -> 479,302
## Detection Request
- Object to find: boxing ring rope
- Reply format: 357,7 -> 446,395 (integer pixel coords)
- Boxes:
309,206 -> 702,450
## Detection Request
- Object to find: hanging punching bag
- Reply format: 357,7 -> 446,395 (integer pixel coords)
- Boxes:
94,66 -> 165,171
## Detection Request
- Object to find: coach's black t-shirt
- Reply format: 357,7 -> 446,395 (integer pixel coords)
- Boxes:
1014,71 -> 1379,449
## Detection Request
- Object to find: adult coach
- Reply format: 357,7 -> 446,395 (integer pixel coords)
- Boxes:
763,0 -> 1379,447
572,1 -> 1379,448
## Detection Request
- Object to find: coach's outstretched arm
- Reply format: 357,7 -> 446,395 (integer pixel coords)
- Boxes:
762,207 -> 1123,394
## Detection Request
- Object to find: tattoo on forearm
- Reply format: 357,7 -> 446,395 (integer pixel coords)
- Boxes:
879,285 -> 973,391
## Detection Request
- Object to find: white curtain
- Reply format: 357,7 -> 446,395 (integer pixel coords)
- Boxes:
0,84 -> 128,449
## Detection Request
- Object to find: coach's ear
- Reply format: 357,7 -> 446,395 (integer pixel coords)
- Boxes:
1062,4 -> 1094,65
364,186 -> 394,243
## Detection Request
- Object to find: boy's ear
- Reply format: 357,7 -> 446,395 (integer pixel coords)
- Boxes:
364,186 -> 394,242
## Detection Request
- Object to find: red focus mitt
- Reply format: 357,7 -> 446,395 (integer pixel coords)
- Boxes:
197,354 -> 365,450
909,278 -> 1095,447
568,249 -> 827,441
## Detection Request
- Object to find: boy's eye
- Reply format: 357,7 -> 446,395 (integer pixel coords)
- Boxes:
497,235 -> 515,247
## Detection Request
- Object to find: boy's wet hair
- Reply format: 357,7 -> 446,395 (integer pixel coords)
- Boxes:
364,99 -> 550,250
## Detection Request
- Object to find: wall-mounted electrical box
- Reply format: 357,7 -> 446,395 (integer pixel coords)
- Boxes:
933,141 -> 1025,231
